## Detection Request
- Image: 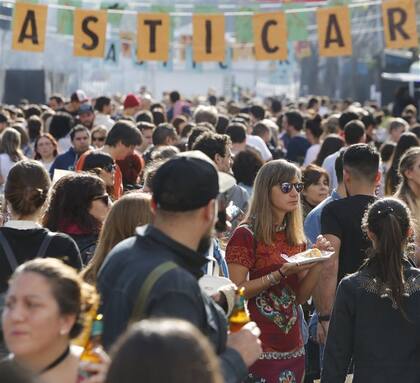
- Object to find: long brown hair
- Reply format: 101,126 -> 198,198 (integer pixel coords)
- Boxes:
244,159 -> 305,246
361,198 -> 414,320
82,192 -> 152,284
0,128 -> 24,162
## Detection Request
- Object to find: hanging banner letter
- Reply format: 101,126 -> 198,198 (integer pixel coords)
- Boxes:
317,6 -> 352,57
253,12 -> 288,61
74,9 -> 107,57
137,13 -> 170,61
193,14 -> 225,62
382,0 -> 418,49
12,3 -> 48,52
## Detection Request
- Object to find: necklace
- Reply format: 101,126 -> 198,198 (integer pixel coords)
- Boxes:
274,222 -> 286,232
39,346 -> 70,374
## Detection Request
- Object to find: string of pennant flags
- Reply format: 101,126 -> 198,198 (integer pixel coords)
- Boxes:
7,0 -> 419,62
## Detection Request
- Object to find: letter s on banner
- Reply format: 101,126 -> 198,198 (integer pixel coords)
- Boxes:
12,3 -> 48,52
193,14 -> 225,62
137,13 -> 170,61
382,0 -> 418,49
73,9 -> 107,57
317,6 -> 352,57
253,12 -> 288,61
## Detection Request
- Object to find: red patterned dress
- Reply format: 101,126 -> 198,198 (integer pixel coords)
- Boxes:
226,225 -> 306,383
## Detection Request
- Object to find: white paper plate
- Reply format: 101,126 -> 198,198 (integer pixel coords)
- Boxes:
281,249 -> 335,265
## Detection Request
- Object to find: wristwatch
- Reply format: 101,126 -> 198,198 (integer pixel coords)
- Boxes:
318,314 -> 331,322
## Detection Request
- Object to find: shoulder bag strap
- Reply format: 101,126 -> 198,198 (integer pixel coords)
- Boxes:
0,231 -> 18,271
35,231 -> 56,259
130,261 -> 178,322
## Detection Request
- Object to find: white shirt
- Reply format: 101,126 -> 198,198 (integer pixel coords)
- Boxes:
58,135 -> 72,154
246,135 -> 273,161
303,144 -> 321,166
322,150 -> 341,191
0,153 -> 17,183
94,113 -> 115,130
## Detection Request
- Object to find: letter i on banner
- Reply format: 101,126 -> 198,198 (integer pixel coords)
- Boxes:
74,9 -> 107,57
253,12 -> 288,61
317,6 -> 352,57
382,0 -> 418,49
193,14 -> 225,62
12,3 -> 48,52
137,13 -> 170,61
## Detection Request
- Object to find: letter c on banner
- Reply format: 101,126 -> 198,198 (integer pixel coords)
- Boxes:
253,12 -> 288,61
137,13 -> 170,61
316,6 -> 352,57
74,9 -> 107,57
193,14 -> 225,62
12,3 -> 48,52
382,0 -> 418,49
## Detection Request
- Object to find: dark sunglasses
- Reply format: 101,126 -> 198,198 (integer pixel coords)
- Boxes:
103,163 -> 117,173
92,194 -> 110,206
92,136 -> 106,142
279,182 -> 304,194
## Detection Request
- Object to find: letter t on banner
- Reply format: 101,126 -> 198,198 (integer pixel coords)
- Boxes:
74,9 -> 107,57
12,3 -> 48,52
317,6 -> 352,57
382,0 -> 418,49
137,13 -> 170,61
193,14 -> 225,62
253,12 -> 288,61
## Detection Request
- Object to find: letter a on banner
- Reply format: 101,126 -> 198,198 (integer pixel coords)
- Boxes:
253,12 -> 288,61
382,0 -> 418,49
193,14 -> 225,62
12,3 -> 48,52
137,13 -> 170,61
317,6 -> 352,57
74,9 -> 107,57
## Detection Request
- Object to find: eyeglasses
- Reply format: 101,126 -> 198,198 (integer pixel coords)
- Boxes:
279,182 -> 304,194
92,136 -> 106,142
103,163 -> 117,173
92,194 -> 110,206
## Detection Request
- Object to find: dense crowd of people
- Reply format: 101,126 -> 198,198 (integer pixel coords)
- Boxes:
0,88 -> 419,383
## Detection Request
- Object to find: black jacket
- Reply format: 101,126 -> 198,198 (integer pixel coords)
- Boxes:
321,259 -> 420,383
98,225 -> 247,383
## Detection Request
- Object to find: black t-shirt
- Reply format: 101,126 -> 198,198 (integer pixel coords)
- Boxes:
321,195 -> 376,283
0,228 -> 82,293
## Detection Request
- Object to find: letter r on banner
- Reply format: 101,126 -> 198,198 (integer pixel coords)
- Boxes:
193,14 -> 225,62
137,13 -> 170,61
253,12 -> 288,61
382,0 -> 418,49
12,3 -> 48,52
74,9 -> 107,57
317,6 -> 352,57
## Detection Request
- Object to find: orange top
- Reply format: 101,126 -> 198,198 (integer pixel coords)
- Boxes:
76,151 -> 123,200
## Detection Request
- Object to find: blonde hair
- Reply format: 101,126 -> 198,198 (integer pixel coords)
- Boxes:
244,159 -> 305,246
82,192 -> 152,284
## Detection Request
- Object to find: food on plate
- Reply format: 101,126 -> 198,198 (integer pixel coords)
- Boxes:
304,248 -> 322,258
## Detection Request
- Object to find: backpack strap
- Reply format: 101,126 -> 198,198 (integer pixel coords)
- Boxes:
130,261 -> 178,322
0,231 -> 18,271
35,231 -> 56,259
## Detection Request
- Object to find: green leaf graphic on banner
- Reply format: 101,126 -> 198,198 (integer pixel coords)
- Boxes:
101,2 -> 125,27
328,0 -> 350,5
16,0 -> 38,4
194,5 -> 218,13
286,5 -> 309,42
235,7 -> 256,44
57,0 -> 81,35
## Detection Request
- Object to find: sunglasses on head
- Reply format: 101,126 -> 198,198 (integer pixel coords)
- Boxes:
279,182 -> 304,194
92,194 -> 110,205
92,136 -> 106,142
103,163 -> 117,173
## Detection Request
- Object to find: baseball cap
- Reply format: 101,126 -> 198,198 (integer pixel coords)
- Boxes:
79,104 -> 94,114
152,150 -> 235,212
71,90 -> 88,103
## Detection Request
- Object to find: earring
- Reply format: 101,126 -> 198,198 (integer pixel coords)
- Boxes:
60,329 -> 67,336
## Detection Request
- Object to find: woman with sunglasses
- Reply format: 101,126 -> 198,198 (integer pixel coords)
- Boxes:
226,159 -> 331,383
91,126 -> 108,149
43,174 -> 111,265
81,151 -> 116,200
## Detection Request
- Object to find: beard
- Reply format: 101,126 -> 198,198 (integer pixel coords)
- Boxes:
197,226 -> 214,256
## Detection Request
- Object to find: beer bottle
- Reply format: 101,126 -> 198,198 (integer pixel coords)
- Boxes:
77,314 -> 104,382
229,287 -> 250,332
